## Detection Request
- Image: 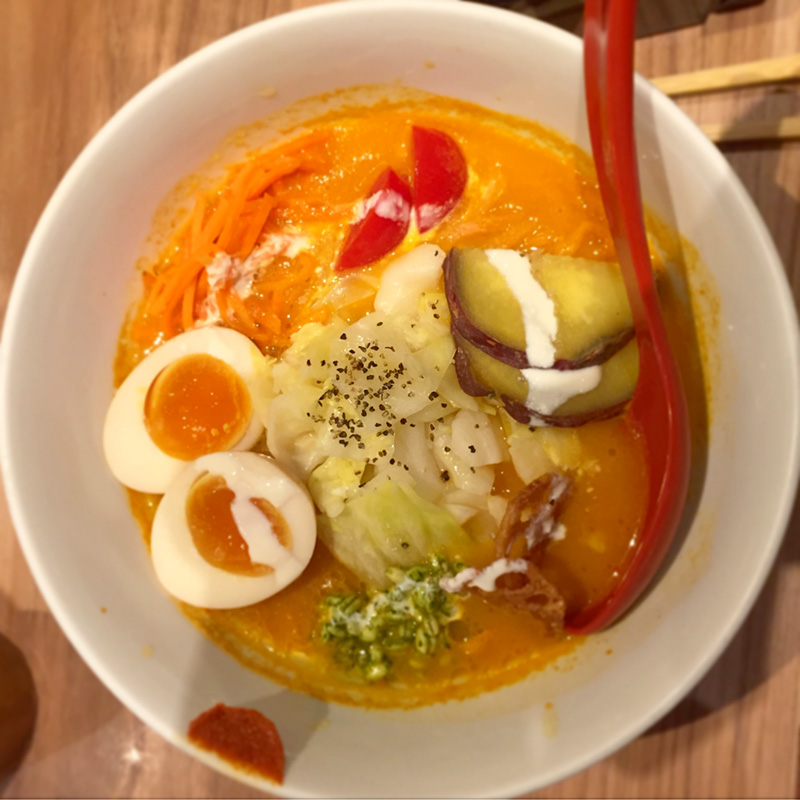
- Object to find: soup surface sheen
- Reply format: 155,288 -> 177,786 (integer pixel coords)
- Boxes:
113,92 -> 695,709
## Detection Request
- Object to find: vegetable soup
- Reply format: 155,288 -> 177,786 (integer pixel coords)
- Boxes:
105,92 -> 700,709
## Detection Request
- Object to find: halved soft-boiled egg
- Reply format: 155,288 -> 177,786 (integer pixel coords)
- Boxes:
151,451 -> 316,608
104,327 -> 266,494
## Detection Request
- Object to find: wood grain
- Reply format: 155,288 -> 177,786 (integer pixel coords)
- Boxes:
698,114 -> 800,142
1,1 -> 799,798
651,53 -> 800,96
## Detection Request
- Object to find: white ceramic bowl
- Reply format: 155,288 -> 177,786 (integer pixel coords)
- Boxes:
2,1 -> 799,797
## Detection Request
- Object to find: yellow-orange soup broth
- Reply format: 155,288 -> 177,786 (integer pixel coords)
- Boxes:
116,95 -> 669,709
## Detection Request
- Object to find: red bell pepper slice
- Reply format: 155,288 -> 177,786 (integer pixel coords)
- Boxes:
412,126 -> 468,233
337,168 -> 412,271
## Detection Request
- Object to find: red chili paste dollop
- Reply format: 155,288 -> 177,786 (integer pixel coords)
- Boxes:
188,703 -> 284,785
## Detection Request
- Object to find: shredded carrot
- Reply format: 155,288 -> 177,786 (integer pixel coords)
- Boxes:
265,256 -> 316,292
197,271 -> 209,303
246,157 -> 304,200
236,196 -> 275,259
162,305 -> 181,340
191,194 -> 232,258
227,293 -> 257,332
189,194 -> 206,250
255,304 -> 283,336
217,161 -> 261,253
181,276 -> 198,333
270,291 -> 286,319
216,290 -> 230,322
147,195 -> 229,316
135,127 -> 333,352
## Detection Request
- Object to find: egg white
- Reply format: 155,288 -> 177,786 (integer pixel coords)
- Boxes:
150,451 -> 317,608
103,327 -> 266,494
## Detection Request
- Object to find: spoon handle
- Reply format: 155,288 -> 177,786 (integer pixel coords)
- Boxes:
569,0 -> 692,633
584,0 -> 655,329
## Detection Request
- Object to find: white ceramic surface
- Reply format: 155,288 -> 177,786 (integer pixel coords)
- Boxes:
2,2 -> 799,797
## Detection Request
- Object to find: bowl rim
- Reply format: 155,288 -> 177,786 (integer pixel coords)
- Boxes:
2,0 -> 799,796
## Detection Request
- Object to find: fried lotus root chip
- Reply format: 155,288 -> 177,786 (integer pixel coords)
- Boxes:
491,472 -> 572,631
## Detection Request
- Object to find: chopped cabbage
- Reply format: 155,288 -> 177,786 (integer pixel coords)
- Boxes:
450,409 -> 506,466
386,423 -> 444,502
428,417 -> 496,495
373,244 -> 446,316
323,272 -> 380,314
249,354 -> 276,429
505,418 -> 557,484
444,502 -> 479,525
414,335 -> 457,391
265,386 -> 328,477
327,312 -> 441,420
400,291 -> 452,351
486,495 -> 509,524
318,480 -> 473,589
308,457 -> 366,518
260,250 -> 513,587
437,363 -> 480,412
272,318 -> 347,390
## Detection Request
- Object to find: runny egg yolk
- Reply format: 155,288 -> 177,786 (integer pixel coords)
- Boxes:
186,472 -> 293,577
144,353 -> 253,460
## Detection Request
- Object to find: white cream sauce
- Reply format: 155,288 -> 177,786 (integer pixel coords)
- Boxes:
216,457 -> 302,571
439,558 -> 529,594
485,249 -> 556,368
521,364 -> 601,416
485,249 -> 602,416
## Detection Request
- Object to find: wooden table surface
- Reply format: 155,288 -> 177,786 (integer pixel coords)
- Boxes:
1,0 -> 799,797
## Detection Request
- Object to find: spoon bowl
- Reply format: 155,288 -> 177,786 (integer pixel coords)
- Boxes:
566,0 -> 692,633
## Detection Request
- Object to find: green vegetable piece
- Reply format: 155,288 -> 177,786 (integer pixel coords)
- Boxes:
308,457 -> 366,518
318,557 -> 461,682
318,480 -> 473,589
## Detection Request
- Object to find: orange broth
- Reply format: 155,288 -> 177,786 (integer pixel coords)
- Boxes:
116,95 -> 661,708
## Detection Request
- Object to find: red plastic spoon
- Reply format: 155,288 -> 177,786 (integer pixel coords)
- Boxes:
566,0 -> 691,633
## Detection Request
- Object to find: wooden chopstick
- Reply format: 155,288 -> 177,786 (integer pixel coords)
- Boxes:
648,55 -> 800,142
699,115 -> 800,144
650,53 -> 800,97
